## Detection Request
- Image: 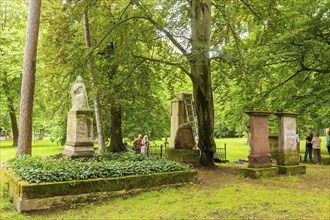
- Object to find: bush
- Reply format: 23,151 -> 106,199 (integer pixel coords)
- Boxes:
6,151 -> 189,183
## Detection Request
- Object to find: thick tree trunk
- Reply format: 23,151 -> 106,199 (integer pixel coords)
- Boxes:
10,111 -> 18,146
83,11 -> 106,154
109,106 -> 126,152
190,0 -> 216,166
17,0 -> 41,155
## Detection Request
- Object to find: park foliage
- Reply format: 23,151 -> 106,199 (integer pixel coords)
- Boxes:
6,151 -> 188,183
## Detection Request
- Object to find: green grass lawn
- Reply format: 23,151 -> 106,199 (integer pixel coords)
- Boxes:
1,137 -> 329,219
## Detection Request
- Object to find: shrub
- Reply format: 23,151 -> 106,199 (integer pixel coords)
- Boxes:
6,151 -> 189,183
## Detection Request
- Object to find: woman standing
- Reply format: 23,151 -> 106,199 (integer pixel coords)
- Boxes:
312,132 -> 322,164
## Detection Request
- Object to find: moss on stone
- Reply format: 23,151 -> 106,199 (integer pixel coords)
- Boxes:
1,166 -> 197,212
241,167 -> 279,179
165,148 -> 200,163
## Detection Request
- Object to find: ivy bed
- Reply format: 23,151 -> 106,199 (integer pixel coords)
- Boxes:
1,151 -> 197,212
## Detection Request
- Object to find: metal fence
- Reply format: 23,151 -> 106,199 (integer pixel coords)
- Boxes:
146,144 -> 166,158
214,143 -> 228,163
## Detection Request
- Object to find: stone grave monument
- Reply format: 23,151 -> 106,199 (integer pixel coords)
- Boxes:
62,76 -> 94,157
275,112 -> 306,174
166,92 -> 200,163
269,133 -> 279,160
241,110 -> 278,178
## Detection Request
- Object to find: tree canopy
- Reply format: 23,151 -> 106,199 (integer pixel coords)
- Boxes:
1,0 -> 329,161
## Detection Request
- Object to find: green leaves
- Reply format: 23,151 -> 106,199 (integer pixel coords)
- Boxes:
7,152 -> 188,183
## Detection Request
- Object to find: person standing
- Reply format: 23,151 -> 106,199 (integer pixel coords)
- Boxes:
312,132 -> 322,164
133,134 -> 142,153
141,135 -> 149,155
296,132 -> 301,161
326,130 -> 330,155
304,132 -> 313,162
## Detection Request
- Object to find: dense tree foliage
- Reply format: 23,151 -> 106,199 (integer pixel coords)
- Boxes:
1,0 -> 328,163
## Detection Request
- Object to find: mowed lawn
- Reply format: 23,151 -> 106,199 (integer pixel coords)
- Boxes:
0,137 -> 329,219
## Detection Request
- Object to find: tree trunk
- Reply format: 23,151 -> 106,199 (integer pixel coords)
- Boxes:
17,0 -> 41,156
83,11 -> 106,154
109,106 -> 126,152
190,0 -> 216,166
10,111 -> 19,146
1,72 -> 19,147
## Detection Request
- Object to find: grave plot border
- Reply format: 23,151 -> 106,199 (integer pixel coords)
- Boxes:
1,166 -> 197,213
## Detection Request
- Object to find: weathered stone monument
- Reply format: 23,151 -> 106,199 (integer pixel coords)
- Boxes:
241,110 -> 278,178
166,92 -> 200,163
269,133 -> 279,159
62,76 -> 94,157
275,112 -> 306,174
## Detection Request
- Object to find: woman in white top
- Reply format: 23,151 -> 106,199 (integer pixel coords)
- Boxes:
141,135 -> 149,155
312,132 -> 322,164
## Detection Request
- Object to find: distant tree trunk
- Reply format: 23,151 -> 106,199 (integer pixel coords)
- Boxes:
9,110 -> 18,146
109,106 -> 126,152
83,11 -> 106,154
190,0 -> 216,166
17,0 -> 41,155
1,72 -> 19,147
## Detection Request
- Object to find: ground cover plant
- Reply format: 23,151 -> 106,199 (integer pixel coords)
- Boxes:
5,152 -> 188,183
1,138 -> 329,219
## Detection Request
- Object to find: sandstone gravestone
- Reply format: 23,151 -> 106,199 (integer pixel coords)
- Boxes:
62,76 -> 94,157
276,112 -> 306,174
241,110 -> 278,178
174,123 -> 196,149
247,111 -> 272,168
166,92 -> 199,163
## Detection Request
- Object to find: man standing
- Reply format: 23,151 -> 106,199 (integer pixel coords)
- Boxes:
304,132 -> 313,162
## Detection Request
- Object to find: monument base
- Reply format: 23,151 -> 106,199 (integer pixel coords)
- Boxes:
277,152 -> 300,166
62,144 -> 94,157
62,110 -> 94,157
165,148 -> 200,164
241,167 -> 279,179
277,165 -> 306,175
248,154 -> 272,168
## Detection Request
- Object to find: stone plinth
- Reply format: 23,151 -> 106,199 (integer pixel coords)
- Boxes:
269,133 -> 279,159
62,110 -> 94,157
274,112 -> 305,175
245,110 -> 272,168
275,112 -> 300,166
170,92 -> 193,148
165,148 -> 200,163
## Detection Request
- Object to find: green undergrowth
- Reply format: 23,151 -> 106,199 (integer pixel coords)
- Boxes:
6,151 -> 189,183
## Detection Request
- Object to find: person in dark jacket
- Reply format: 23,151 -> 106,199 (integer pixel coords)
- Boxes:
303,132 -> 313,162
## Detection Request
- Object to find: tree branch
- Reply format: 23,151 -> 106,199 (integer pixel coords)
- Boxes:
134,55 -> 191,76
263,69 -> 304,97
239,0 -> 262,21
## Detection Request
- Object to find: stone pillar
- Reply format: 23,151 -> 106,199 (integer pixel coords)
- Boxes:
169,94 -> 187,148
275,112 -> 306,175
62,110 -> 94,157
241,110 -> 278,178
167,92 -> 199,163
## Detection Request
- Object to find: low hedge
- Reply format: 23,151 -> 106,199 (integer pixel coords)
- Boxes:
6,151 -> 189,183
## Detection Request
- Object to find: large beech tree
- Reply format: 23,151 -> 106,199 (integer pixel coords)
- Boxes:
17,0 -> 42,155
133,0 -> 216,166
